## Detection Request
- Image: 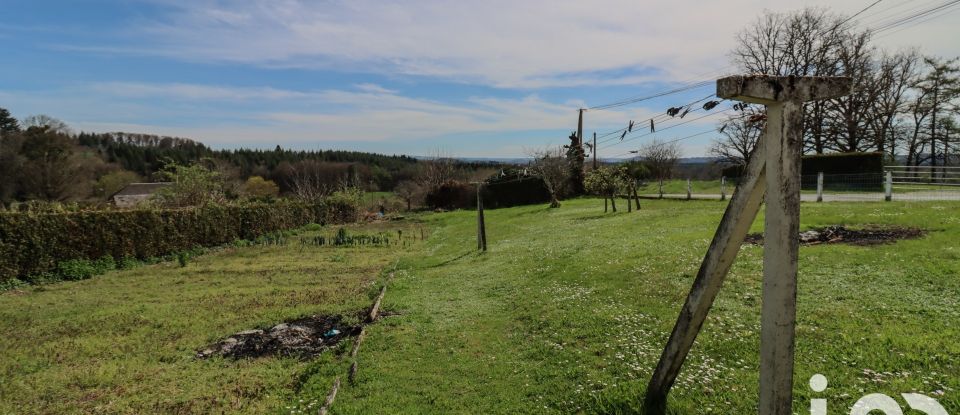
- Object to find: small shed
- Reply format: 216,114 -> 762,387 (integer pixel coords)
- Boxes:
112,182 -> 171,208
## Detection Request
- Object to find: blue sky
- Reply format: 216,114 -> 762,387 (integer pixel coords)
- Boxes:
2,1 -> 958,158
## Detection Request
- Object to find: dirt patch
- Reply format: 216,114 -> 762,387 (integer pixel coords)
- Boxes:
744,225 -> 925,246
197,314 -> 361,359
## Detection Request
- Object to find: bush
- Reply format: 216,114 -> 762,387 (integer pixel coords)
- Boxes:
482,176 -> 551,208
425,180 -> 474,210
0,201 -> 358,282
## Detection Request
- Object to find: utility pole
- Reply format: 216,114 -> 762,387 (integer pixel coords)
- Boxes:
476,182 -> 487,252
593,132 -> 598,169
577,109 -> 584,148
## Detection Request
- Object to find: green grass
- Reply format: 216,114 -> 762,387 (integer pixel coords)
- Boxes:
3,199 -> 959,414
307,198 -> 959,414
0,222 -> 423,414
638,179 -> 724,195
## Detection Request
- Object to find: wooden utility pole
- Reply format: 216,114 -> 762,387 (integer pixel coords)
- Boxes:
476,182 -> 487,252
577,109 -> 584,147
593,132 -> 598,169
644,75 -> 851,415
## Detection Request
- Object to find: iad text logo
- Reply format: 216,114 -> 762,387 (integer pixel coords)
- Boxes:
809,374 -> 948,415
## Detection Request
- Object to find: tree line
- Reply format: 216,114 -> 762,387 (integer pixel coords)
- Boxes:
712,7 -> 959,168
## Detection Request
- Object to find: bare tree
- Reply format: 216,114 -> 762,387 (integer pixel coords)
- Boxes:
394,180 -> 422,211
710,109 -> 764,166
21,114 -> 72,135
869,50 -> 921,160
639,139 -> 682,180
416,151 -> 459,192
527,147 -> 570,208
290,160 -> 334,203
732,8 -> 846,77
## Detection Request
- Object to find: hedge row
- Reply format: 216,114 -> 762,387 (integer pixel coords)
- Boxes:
722,151 -> 885,178
425,177 -> 552,210
0,201 -> 357,282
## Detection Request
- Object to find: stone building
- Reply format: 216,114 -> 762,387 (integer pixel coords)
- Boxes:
111,183 -> 171,208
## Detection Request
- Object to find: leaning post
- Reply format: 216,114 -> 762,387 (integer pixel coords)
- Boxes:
643,75 -> 851,415
476,182 -> 487,251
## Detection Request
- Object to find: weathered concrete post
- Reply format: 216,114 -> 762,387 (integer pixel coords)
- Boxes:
686,179 -> 692,200
644,75 -> 851,415
885,171 -> 893,202
721,176 -> 727,201
817,172 -> 824,202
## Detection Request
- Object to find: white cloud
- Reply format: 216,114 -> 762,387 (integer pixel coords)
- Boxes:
26,81 -> 710,155
78,1 -> 944,90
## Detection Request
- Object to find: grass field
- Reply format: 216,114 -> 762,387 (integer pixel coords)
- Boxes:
0,222 -> 423,414
2,199 -> 958,414
637,179 -> 724,195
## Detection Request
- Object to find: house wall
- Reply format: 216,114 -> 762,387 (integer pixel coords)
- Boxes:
113,194 -> 152,208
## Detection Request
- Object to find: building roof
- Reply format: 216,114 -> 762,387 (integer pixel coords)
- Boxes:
113,182 -> 172,197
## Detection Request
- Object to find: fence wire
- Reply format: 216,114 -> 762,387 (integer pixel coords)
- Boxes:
638,172 -> 960,202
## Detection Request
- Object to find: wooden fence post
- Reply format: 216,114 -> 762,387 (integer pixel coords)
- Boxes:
476,182 -> 487,251
686,179 -> 692,200
644,75 -> 851,415
659,178 -> 663,199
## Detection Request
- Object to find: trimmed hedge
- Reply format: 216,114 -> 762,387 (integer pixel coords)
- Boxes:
425,177 -> 553,210
801,152 -> 884,175
482,176 -> 551,209
0,201 -> 357,282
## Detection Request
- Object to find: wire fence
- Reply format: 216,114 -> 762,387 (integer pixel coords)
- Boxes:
637,171 -> 960,202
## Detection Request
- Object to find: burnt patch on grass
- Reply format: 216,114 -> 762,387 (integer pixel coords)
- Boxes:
197,314 -> 361,360
744,225 -> 925,246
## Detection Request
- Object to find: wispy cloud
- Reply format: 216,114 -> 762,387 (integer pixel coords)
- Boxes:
83,0 -> 957,89
14,81 -> 712,154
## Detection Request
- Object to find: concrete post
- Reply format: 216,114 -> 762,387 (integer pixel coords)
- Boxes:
885,171 -> 892,202
686,179 -> 692,200
721,176 -> 727,201
759,100 -> 802,415
644,75 -> 851,415
816,172 -> 824,203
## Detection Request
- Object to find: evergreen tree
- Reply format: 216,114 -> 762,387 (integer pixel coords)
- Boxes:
0,107 -> 19,135
565,131 -> 585,195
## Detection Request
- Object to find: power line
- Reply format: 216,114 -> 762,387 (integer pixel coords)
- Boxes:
875,3 -> 960,39
838,0 -> 885,27
593,94 -> 718,145
870,0 -> 960,32
587,80 -> 714,111
599,106 -> 732,151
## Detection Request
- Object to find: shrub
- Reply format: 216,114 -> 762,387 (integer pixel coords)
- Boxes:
425,180 -> 473,210
57,259 -> 98,281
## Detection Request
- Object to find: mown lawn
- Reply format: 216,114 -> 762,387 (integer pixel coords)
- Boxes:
302,198 -> 959,414
0,221 -> 421,414
638,179 -> 725,196
2,199 -> 958,414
